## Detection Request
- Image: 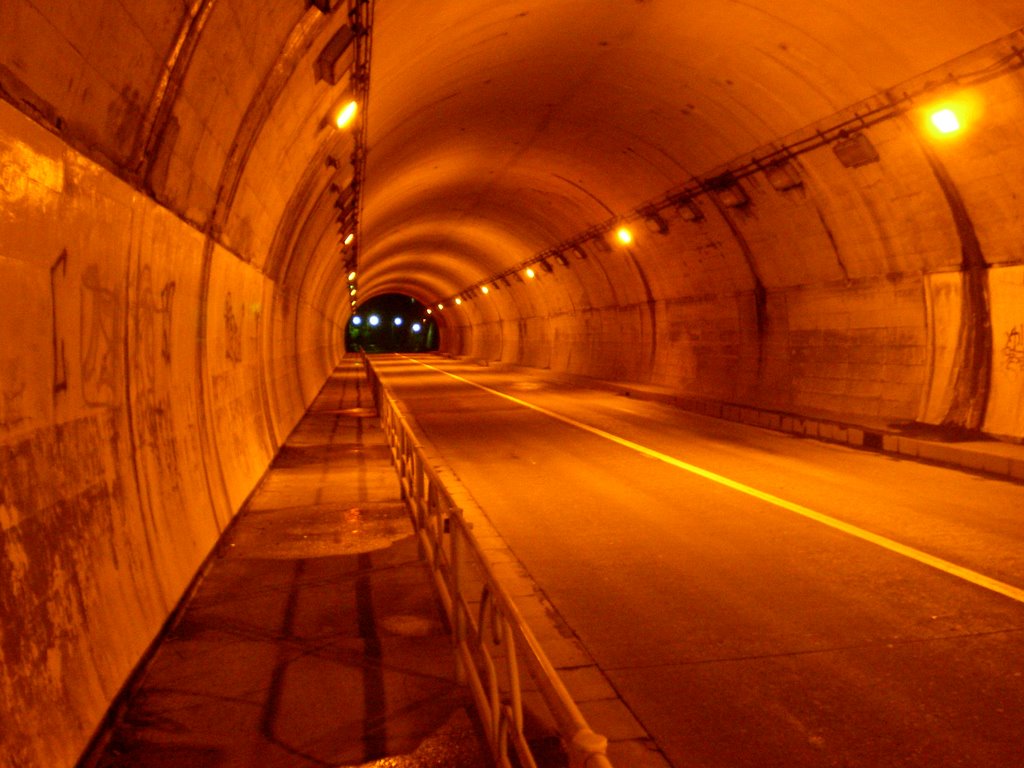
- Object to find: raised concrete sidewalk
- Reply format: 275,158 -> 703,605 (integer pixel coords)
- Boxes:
80,358 -> 489,768
476,358 -> 1024,484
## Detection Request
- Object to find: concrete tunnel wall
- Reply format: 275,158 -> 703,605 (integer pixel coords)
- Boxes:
3,2 -> 1024,767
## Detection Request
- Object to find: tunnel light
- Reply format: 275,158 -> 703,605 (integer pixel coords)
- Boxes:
343,233 -> 355,246
930,108 -> 961,134
347,270 -> 356,281
426,308 -> 433,314
437,303 -> 444,310
349,287 -> 356,296
394,317 -> 403,326
481,285 -> 490,294
525,267 -> 536,279
412,323 -> 422,333
351,315 -> 362,326
455,297 -> 462,305
615,226 -> 633,245
334,99 -> 358,129
368,315 -> 380,327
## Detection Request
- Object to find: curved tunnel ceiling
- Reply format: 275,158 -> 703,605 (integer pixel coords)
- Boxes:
7,0 -> 1022,317
353,0 -> 1024,306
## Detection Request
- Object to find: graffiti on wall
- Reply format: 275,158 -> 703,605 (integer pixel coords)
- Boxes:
1003,324 -> 1024,373
50,250 -> 69,394
224,293 -> 242,363
80,264 -> 120,406
131,264 -> 183,492
0,358 -> 27,430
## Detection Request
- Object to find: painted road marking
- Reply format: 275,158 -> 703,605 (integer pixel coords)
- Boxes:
404,356 -> 1024,606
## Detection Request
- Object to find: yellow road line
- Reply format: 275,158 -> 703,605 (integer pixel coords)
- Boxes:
403,356 -> 1024,606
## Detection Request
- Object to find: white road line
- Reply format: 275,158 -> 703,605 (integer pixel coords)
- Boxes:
404,356 -> 1024,606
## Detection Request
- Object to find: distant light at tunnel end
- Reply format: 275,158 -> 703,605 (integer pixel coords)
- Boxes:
368,314 -> 380,326
351,315 -> 362,326
412,323 -> 422,333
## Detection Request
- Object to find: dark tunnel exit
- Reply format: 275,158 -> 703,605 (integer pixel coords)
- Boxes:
345,293 -> 439,353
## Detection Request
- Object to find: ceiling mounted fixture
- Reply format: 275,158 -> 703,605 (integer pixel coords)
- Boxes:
706,173 -> 749,208
930,107 -> 961,134
832,132 -> 880,168
308,0 -> 343,14
315,18 -> 365,84
334,98 -> 359,129
641,208 -> 669,235
763,161 -> 803,191
672,195 -> 704,222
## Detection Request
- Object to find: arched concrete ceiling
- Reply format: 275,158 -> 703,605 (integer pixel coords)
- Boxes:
358,0 -> 1024,303
5,0 -> 1023,315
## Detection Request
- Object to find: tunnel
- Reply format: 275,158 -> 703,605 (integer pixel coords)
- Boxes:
3,2 -> 1024,766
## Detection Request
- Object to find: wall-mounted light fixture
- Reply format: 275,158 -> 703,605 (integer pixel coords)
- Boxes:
707,173 -> 749,208
641,208 -> 669,235
615,226 -> 634,245
333,98 -> 359,129
308,0 -> 343,14
832,132 -> 879,168
539,259 -> 554,273
763,161 -> 803,191
672,195 -> 704,222
316,24 -> 360,85
347,270 -> 357,281
553,252 -> 569,267
571,244 -> 589,260
481,285 -> 490,295
525,267 -> 536,279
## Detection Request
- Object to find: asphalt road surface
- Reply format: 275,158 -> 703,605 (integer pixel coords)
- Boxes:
372,355 -> 1024,768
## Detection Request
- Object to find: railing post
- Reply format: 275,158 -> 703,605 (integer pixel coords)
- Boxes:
451,518 -> 466,684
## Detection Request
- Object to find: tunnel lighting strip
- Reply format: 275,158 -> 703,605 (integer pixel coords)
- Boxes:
338,0 -> 375,285
433,31 -> 1024,309
404,356 -> 1024,607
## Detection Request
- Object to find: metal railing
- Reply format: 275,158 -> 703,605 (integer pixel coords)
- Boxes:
364,358 -> 614,768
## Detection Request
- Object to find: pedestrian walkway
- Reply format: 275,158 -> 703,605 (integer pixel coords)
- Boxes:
80,358 -> 489,768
